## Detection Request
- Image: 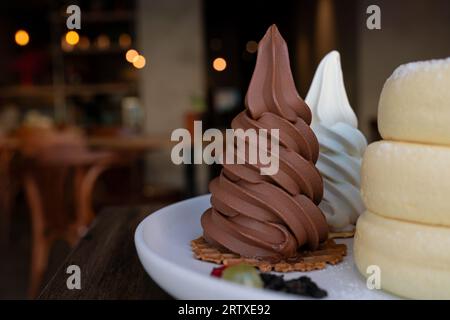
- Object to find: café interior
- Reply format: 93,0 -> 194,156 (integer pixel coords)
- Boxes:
0,0 -> 449,298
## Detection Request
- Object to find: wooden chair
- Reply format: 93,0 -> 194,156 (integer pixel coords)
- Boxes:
0,135 -> 16,246
18,127 -> 115,297
88,126 -> 142,205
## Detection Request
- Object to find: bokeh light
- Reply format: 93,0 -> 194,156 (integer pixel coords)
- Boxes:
246,40 -> 258,53
15,29 -> 29,46
65,30 -> 80,46
125,49 -> 139,63
119,33 -> 132,48
213,57 -> 227,71
96,34 -> 110,49
133,55 -> 146,69
78,36 -> 90,50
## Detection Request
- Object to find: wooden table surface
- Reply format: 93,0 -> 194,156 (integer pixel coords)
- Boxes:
38,205 -> 173,300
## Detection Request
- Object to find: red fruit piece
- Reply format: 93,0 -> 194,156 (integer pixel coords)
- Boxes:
211,265 -> 227,278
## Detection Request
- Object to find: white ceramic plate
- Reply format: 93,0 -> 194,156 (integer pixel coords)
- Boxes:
135,194 -> 397,300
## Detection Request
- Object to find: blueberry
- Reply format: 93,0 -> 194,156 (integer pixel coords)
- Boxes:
285,276 -> 327,298
261,273 -> 328,298
260,273 -> 285,290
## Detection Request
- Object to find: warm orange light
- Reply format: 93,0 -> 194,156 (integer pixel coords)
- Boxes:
213,57 -> 227,71
246,40 -> 258,53
119,33 -> 132,48
15,29 -> 29,46
65,30 -> 80,45
96,34 -> 110,49
133,55 -> 146,69
125,49 -> 139,63
79,36 -> 90,50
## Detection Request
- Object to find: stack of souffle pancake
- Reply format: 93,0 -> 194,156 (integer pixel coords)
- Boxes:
354,58 -> 450,299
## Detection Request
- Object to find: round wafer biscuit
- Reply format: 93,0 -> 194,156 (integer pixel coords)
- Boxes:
191,237 -> 346,273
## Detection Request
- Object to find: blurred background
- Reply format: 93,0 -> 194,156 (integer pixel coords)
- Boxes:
0,0 -> 449,298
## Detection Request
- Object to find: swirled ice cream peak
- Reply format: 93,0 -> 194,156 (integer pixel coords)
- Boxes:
306,51 -> 357,128
306,51 -> 367,231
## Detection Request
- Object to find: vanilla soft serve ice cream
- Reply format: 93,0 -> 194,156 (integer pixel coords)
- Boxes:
306,51 -> 367,231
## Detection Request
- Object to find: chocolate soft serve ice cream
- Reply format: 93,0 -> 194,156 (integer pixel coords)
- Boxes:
201,25 -> 328,261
